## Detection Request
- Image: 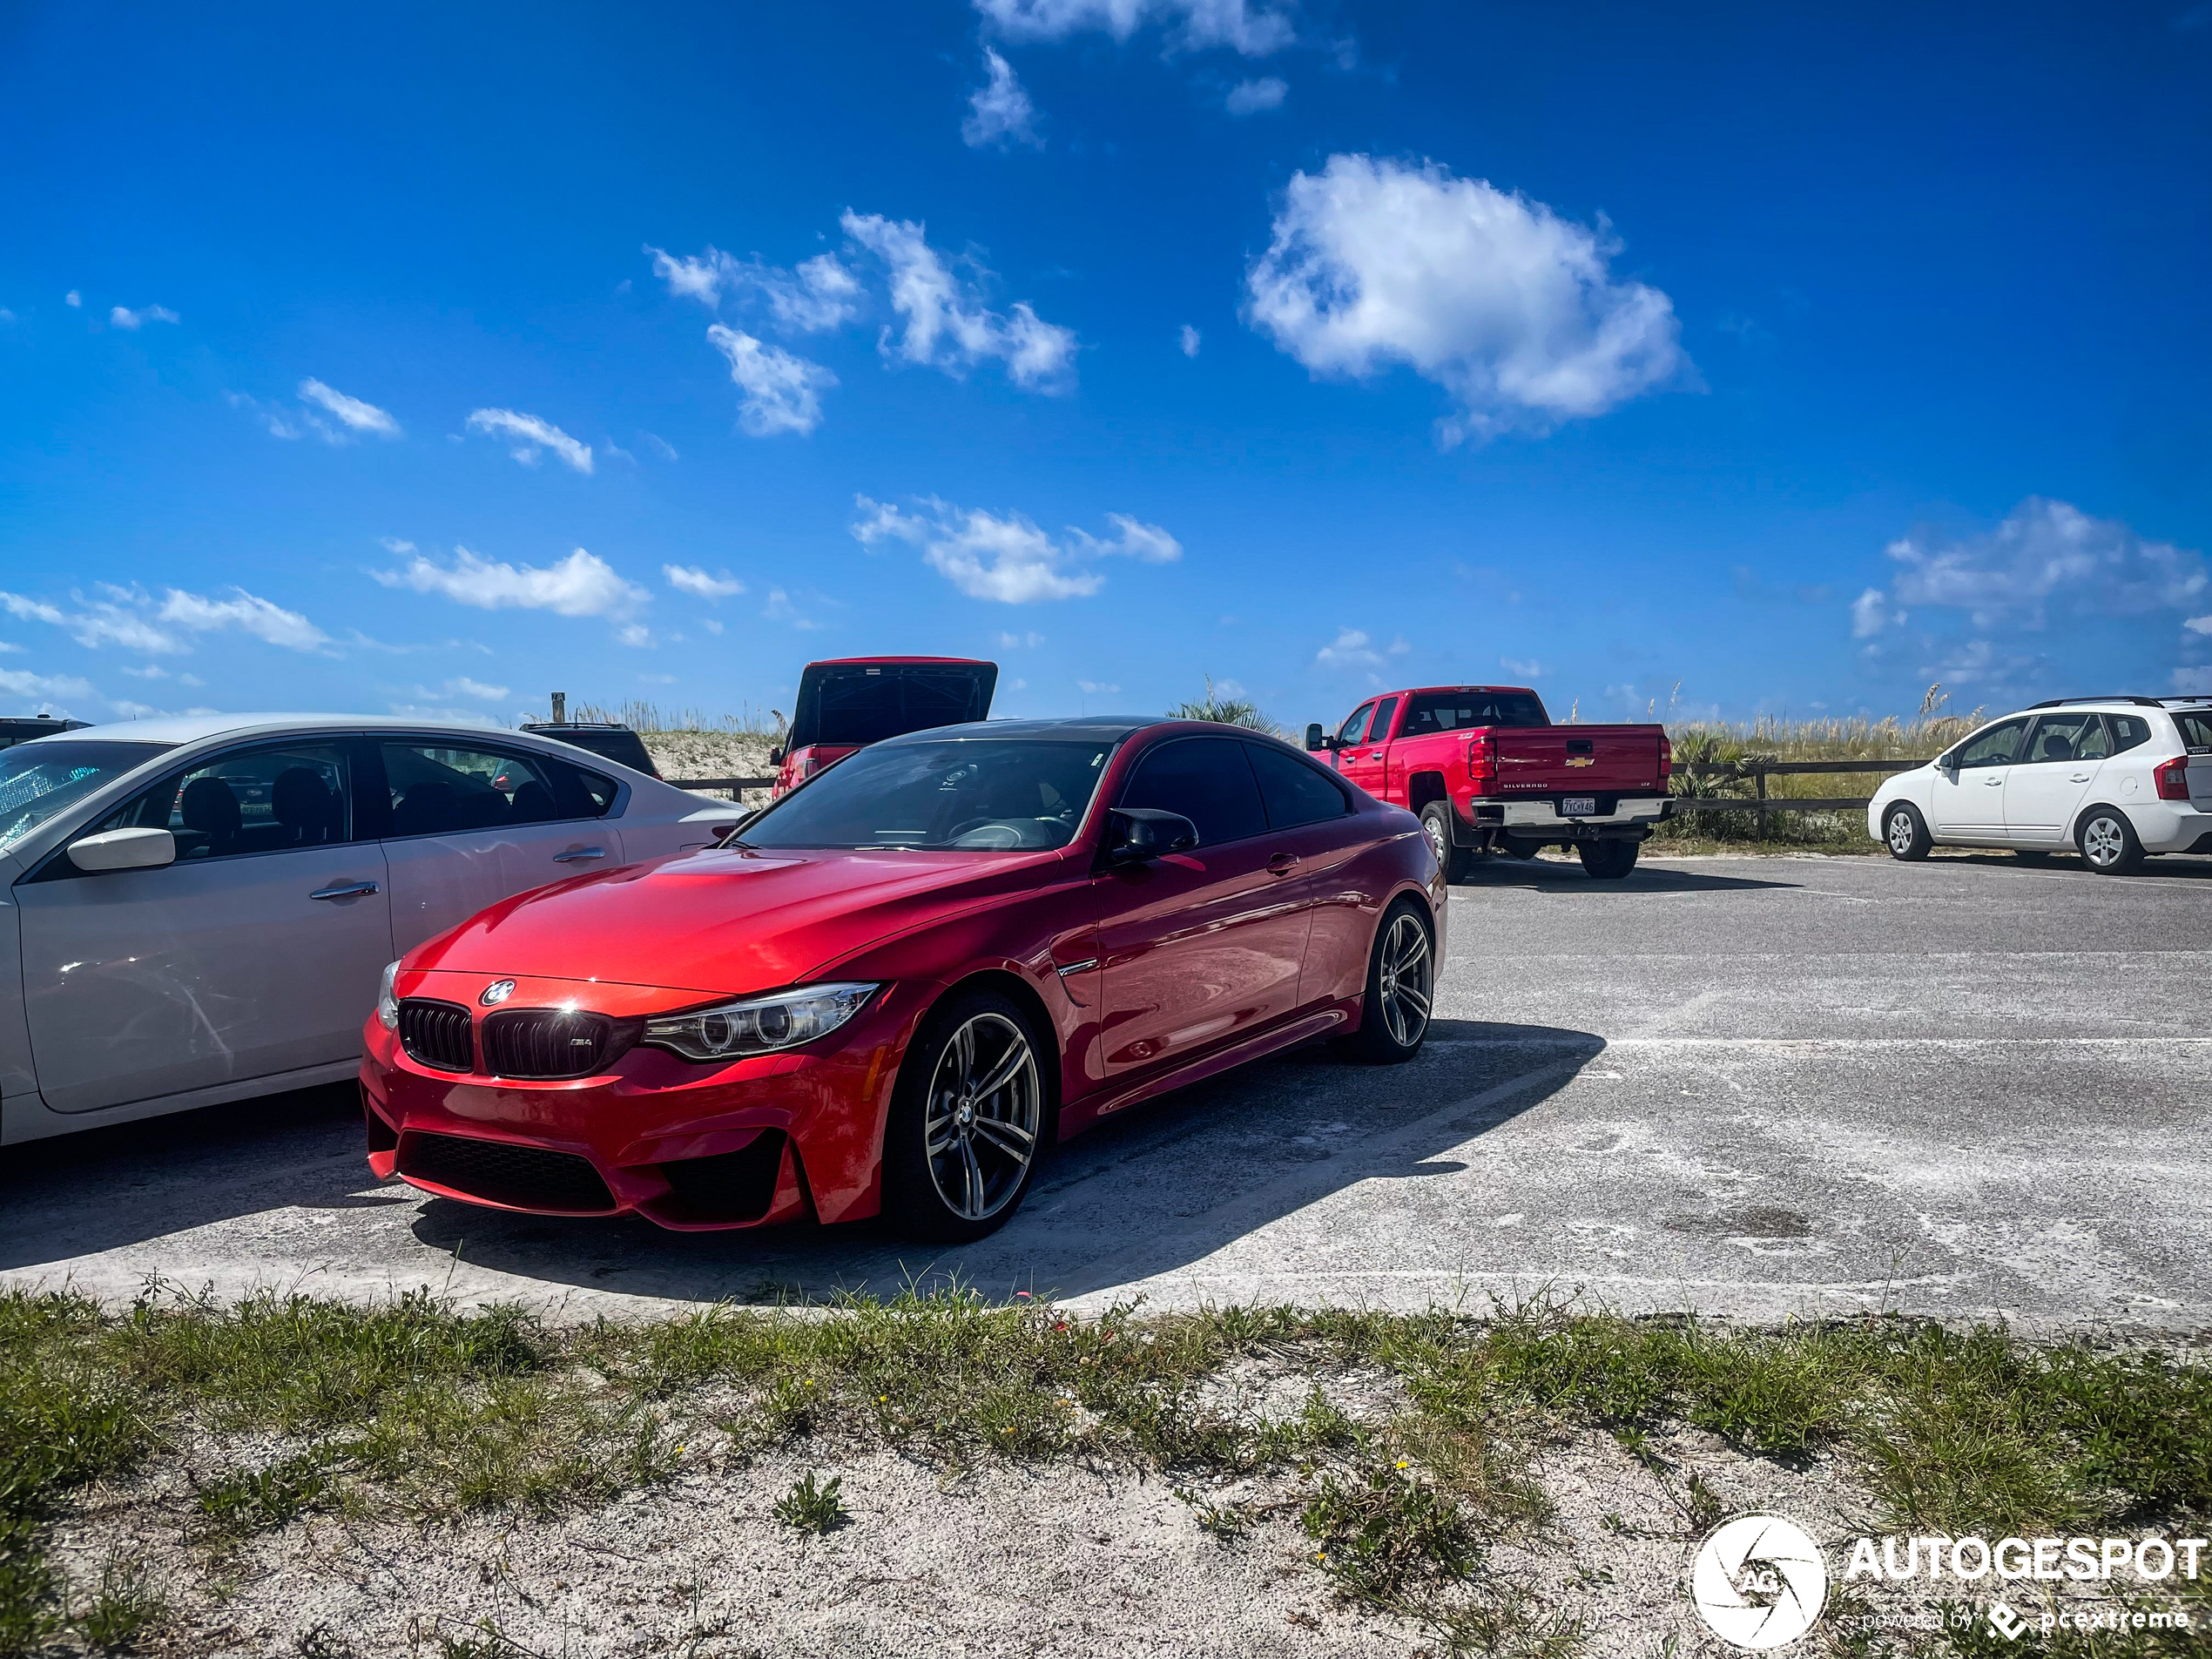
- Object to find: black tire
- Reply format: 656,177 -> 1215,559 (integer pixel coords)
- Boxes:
1881,801 -> 1932,861
1339,899 -> 1434,1065
882,987 -> 1052,1241
1419,800 -> 1475,884
1502,836 -> 1542,860
1578,839 -> 1639,880
2075,806 -> 2143,876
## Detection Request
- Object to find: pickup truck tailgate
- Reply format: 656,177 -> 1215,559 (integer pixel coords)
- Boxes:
1493,725 -> 1665,794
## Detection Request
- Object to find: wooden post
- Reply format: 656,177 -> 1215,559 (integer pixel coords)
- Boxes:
1756,765 -> 1767,840
550,691 -> 566,724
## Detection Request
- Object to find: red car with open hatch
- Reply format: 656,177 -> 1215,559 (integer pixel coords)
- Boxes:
360,718 -> 1443,1239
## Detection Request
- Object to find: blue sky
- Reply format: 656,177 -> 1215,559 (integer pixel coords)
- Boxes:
4,1 -> 2209,734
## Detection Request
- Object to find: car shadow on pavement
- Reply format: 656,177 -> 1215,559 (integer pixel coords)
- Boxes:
1451,859 -> 1798,894
1930,850 -> 2212,882
401,1016 -> 1605,1309
0,1082 -> 402,1273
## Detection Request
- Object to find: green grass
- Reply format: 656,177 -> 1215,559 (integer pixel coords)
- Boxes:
0,1285 -> 2206,1656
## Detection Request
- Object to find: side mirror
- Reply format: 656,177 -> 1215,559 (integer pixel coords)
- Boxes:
1305,723 -> 1328,752
1104,807 -> 1199,865
768,746 -> 786,767
67,826 -> 176,873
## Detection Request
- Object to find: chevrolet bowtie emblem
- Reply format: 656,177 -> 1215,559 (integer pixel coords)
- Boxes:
1565,755 -> 1595,767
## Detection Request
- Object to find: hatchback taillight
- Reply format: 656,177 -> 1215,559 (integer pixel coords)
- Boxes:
2155,755 -> 2190,801
1467,731 -> 1496,790
1659,734 -> 1674,786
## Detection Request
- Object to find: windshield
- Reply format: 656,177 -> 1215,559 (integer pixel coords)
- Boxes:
740,738 -> 1110,851
0,740 -> 171,853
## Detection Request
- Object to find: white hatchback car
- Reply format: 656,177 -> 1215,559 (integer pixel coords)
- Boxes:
1870,697 -> 2212,873
0,715 -> 747,1144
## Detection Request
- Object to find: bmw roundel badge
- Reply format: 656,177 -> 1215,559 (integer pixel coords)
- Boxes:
481,980 -> 516,1007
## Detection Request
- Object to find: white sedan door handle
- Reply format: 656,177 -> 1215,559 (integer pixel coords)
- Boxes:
2070,772 -> 2091,783
553,846 -> 606,863
309,880 -> 379,901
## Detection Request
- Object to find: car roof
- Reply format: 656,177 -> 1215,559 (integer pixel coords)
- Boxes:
877,716 -> 1157,745
21,712 -> 520,747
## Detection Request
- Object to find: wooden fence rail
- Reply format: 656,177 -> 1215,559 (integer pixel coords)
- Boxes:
1673,757 -> 1929,834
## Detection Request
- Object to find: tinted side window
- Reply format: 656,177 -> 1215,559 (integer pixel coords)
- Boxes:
378,743 -> 563,837
2024,712 -> 2101,764
1954,719 -> 2027,769
1364,697 -> 1399,744
100,741 -> 353,860
2174,712 -> 2212,751
1118,737 -> 1266,846
1246,743 -> 1351,829
1335,702 -> 1377,746
550,759 -> 619,819
2109,715 -> 2153,755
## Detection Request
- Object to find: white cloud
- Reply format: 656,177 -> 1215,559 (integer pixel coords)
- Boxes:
646,246 -> 861,332
0,666 -> 97,702
64,290 -> 81,307
705,325 -> 835,435
464,408 -> 593,474
1500,657 -> 1543,678
1224,76 -> 1287,115
2170,667 -> 2212,695
996,631 -> 1045,648
664,564 -> 746,600
412,676 -> 510,705
964,49 -> 1044,149
0,308 -> 15,324
157,589 -> 329,651
121,664 -> 204,685
615,623 -> 653,648
299,378 -> 401,437
1851,587 -> 1904,638
110,304 -> 179,330
2187,615 -> 2212,637
3,584 -> 326,654
853,496 -> 1178,604
840,212 -> 1077,391
1871,499 -> 2206,631
644,432 -> 680,461
702,617 -> 725,635
1077,679 -> 1121,694
974,0 -> 1294,54
762,588 -> 824,631
374,545 -> 648,617
1179,324 -> 1201,357
1315,628 -> 1382,668
1245,154 -> 1687,441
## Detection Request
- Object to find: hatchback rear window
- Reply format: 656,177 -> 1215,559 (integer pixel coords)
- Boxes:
2175,711 -> 2212,752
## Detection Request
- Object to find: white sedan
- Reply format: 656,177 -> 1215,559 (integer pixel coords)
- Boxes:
0,714 -> 747,1143
1870,696 -> 2212,873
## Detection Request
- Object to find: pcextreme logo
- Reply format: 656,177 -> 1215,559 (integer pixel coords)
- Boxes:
1690,1514 -> 1829,1649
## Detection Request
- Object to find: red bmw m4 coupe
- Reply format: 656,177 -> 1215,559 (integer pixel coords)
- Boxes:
360,718 -> 1443,1240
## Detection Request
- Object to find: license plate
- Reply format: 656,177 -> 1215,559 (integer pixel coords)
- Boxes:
1562,797 -> 1598,818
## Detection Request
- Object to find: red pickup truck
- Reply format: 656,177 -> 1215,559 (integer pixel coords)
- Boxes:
1306,685 -> 1672,880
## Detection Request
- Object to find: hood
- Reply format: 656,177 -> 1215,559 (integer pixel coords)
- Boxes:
410,844 -> 1058,995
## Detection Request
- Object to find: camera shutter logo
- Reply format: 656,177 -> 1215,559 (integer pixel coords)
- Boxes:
1690,1514 -> 1829,1649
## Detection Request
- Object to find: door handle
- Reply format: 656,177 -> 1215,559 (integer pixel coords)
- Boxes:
553,846 -> 606,863
308,880 -> 379,901
1266,853 -> 1301,874
1986,777 -> 2005,786
2070,772 -> 2090,783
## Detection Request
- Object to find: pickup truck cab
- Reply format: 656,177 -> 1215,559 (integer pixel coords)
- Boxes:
770,657 -> 998,799
1307,686 -> 1672,880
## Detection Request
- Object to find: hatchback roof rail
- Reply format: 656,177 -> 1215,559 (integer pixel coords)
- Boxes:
2027,695 -> 2167,709
2160,695 -> 2212,705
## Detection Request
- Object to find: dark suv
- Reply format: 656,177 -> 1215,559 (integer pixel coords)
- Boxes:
519,721 -> 659,778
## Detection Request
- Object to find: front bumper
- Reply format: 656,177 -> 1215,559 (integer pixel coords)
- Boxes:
359,969 -> 928,1230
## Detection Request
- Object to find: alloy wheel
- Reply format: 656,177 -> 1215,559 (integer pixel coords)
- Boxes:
1375,912 -> 1433,1049
923,1012 -> 1042,1223
2082,816 -> 2126,868
1887,811 -> 1916,855
1423,816 -> 1448,864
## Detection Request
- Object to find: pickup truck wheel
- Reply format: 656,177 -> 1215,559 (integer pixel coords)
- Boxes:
1578,840 -> 1639,880
1338,900 -> 1433,1065
1418,801 -> 1474,883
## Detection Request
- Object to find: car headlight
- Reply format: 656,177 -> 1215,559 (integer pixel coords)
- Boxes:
376,960 -> 401,1030
641,982 -> 878,1062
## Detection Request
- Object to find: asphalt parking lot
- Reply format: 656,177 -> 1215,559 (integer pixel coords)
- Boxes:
3,850 -> 2208,1331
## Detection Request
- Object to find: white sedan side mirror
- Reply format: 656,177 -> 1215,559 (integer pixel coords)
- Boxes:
67,826 -> 177,873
